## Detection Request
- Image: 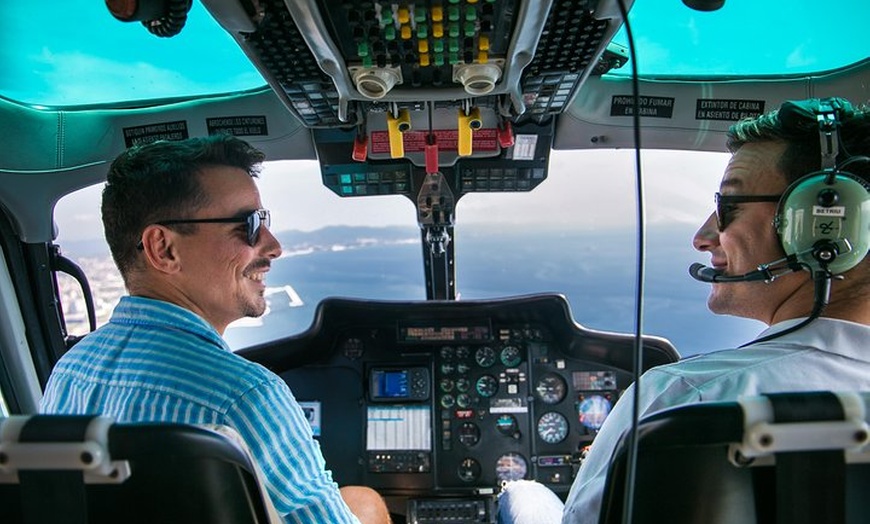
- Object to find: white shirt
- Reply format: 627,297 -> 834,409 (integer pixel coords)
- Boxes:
562,317 -> 870,524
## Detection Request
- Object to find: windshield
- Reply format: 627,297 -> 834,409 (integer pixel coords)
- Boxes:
55,149 -> 764,355
3,1 -> 867,106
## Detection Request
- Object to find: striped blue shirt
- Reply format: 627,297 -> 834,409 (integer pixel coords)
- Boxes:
40,296 -> 359,524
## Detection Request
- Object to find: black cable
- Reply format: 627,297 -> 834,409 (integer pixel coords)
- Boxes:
614,1 -> 644,523
740,267 -> 831,347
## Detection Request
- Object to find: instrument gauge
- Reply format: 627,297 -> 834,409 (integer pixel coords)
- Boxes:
577,395 -> 613,430
458,422 -> 480,446
535,373 -> 567,404
340,337 -> 365,359
537,411 -> 569,444
475,375 -> 498,398
458,458 -> 481,482
500,345 -> 522,367
495,452 -> 528,482
455,377 -> 471,393
455,346 -> 470,359
495,414 -> 518,437
475,346 -> 496,368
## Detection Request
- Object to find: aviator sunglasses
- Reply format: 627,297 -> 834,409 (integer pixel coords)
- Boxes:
714,193 -> 780,231
138,208 -> 271,249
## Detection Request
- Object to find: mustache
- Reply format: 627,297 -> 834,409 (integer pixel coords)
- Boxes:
245,259 -> 272,272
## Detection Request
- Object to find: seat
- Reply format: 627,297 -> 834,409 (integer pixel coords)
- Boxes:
598,391 -> 870,524
0,414 -> 279,524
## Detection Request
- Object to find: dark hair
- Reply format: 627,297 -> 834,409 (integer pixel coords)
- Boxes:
102,134 -> 266,280
726,98 -> 870,186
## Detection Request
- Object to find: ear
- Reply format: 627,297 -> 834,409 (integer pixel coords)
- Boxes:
139,225 -> 182,274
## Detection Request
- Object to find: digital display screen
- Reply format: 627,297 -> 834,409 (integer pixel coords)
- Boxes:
366,405 -> 432,451
372,370 -> 410,398
398,321 -> 492,343
572,370 -> 617,391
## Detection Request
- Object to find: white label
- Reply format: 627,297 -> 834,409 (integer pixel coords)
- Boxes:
813,205 -> 845,217
513,135 -> 538,160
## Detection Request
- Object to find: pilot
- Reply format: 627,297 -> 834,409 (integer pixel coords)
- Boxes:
40,135 -> 392,524
498,98 -> 870,524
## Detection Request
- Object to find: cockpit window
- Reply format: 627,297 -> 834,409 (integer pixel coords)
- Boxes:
55,151 -> 764,355
3,1 -> 866,106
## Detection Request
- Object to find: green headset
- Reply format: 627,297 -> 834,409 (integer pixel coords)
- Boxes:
774,97 -> 870,276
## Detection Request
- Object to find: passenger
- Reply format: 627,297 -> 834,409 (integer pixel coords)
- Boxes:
40,135 -> 391,524
498,97 -> 870,524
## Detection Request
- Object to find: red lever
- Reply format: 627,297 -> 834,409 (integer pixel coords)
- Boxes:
425,135 -> 439,174
498,121 -> 515,148
352,134 -> 368,162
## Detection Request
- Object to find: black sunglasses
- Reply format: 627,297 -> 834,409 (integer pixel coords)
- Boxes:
714,193 -> 780,231
138,208 -> 271,249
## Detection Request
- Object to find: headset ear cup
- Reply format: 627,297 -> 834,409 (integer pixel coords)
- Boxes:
776,172 -> 870,275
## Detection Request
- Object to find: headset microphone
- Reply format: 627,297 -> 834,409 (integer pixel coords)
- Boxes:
688,263 -> 769,283
688,256 -> 803,284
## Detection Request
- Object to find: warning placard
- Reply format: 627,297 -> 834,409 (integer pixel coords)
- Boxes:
695,99 -> 765,121
123,121 -> 189,147
207,115 -> 269,136
370,129 -> 499,154
610,95 -> 675,118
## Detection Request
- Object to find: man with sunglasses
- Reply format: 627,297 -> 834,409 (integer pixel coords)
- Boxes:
498,99 -> 870,524
40,135 -> 391,524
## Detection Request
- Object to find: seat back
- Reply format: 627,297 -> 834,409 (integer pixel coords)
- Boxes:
0,415 -> 276,524
598,391 -> 870,524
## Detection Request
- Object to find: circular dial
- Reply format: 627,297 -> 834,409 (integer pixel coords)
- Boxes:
495,452 -> 528,482
577,395 -> 613,430
500,345 -> 522,367
537,411 -> 569,444
456,393 -> 472,408
475,375 -> 498,398
535,373 -> 567,404
475,346 -> 496,368
495,414 -> 518,436
340,337 -> 365,359
439,378 -> 454,393
458,458 -> 481,482
455,377 -> 471,393
458,422 -> 480,446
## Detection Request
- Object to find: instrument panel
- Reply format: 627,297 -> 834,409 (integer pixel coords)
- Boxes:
241,294 -> 678,514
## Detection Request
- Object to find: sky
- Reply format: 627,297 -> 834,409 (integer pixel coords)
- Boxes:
53,148 -> 730,240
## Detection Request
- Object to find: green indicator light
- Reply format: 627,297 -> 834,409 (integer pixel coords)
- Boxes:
341,186 -> 353,195
449,38 -> 460,52
340,174 -> 352,184
449,0 -> 460,3
464,21 -> 475,36
384,25 -> 396,40
449,51 -> 460,64
362,55 -> 373,68
448,6 -> 460,21
466,6 -> 477,20
357,42 -> 369,57
449,24 -> 459,37
415,7 -> 427,22
434,53 -> 444,66
354,173 -> 366,182
417,25 -> 428,38
382,11 -> 393,24
433,39 -> 444,52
